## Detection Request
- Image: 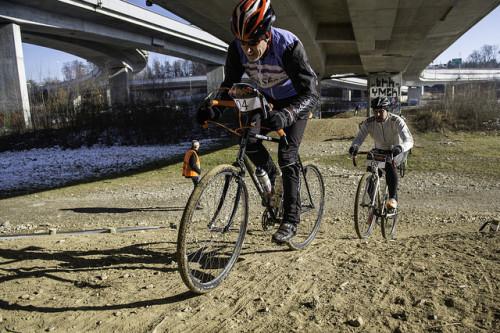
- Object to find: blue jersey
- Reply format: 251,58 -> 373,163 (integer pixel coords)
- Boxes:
234,27 -> 309,100
222,27 -> 318,122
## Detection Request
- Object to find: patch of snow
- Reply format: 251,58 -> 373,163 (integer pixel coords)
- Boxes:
0,139 -> 220,193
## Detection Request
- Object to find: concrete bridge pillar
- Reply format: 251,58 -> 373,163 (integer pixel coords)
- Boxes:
408,86 -> 423,106
316,79 -> 322,119
368,73 -> 402,116
0,23 -> 31,128
206,65 -> 225,93
108,66 -> 130,107
342,88 -> 351,101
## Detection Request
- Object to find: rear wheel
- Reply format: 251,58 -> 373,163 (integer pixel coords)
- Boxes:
354,172 -> 378,239
287,163 -> 325,250
177,165 -> 248,294
399,158 -> 407,177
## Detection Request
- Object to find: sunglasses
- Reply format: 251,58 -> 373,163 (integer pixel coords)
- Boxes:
238,39 -> 263,47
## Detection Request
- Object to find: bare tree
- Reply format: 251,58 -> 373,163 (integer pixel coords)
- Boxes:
132,58 -> 207,79
480,44 -> 498,64
464,44 -> 499,68
60,60 -> 95,81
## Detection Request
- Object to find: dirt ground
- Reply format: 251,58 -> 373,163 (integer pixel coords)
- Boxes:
0,118 -> 499,333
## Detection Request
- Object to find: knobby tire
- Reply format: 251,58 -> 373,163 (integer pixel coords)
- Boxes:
354,171 -> 378,239
381,186 -> 398,239
177,165 -> 248,294
287,163 -> 325,250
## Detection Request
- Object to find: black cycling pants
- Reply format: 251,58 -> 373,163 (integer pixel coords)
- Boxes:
385,151 -> 408,200
244,112 -> 308,225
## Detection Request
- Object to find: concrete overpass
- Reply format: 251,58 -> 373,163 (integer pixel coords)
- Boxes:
2,0 -> 500,128
406,68 -> 500,105
417,68 -> 500,84
153,0 -> 500,115
128,68 -> 500,109
153,0 -> 500,81
0,0 -> 228,126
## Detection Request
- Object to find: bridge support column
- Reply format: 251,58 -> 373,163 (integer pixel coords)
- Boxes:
342,89 -> 351,101
316,80 -> 322,119
368,73 -> 402,116
0,23 -> 31,128
206,65 -> 225,92
408,86 -> 423,106
108,66 -> 130,107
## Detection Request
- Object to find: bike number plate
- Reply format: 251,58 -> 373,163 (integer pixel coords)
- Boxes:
366,160 -> 386,169
232,97 -> 261,112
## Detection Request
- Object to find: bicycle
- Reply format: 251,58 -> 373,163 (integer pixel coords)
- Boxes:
352,150 -> 398,240
177,83 -> 325,294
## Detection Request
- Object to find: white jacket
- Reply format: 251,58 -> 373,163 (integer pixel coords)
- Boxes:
352,113 -> 414,152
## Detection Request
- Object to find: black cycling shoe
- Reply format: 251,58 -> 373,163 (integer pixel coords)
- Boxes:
272,222 -> 297,243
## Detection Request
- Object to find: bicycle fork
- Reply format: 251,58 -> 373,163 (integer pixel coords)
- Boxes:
297,156 -> 315,213
364,174 -> 380,223
207,174 -> 244,233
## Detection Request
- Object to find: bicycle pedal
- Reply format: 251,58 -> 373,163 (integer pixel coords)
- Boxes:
386,207 -> 397,215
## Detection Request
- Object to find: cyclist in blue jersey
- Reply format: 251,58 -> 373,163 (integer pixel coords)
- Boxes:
196,0 -> 318,243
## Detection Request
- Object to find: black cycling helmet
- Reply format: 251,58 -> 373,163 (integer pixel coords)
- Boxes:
231,0 -> 276,41
371,96 -> 391,110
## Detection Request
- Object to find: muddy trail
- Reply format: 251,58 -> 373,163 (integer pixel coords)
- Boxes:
0,118 -> 499,332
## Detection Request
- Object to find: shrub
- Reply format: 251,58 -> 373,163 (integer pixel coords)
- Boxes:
411,81 -> 499,132
413,109 -> 444,132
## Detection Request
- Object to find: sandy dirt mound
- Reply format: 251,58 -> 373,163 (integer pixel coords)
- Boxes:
1,117 -> 499,332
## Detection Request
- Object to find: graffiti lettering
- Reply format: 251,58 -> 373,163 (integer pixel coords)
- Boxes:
370,75 -> 402,115
370,87 -> 399,97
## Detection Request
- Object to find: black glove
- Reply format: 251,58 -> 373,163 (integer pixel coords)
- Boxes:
195,89 -> 231,125
268,110 -> 287,131
349,145 -> 358,157
196,105 -> 221,125
392,145 -> 402,157
213,88 -> 231,102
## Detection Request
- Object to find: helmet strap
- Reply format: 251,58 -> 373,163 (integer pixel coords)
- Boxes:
264,30 -> 272,55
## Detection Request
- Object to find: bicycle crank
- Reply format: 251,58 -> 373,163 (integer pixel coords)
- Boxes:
261,208 -> 279,231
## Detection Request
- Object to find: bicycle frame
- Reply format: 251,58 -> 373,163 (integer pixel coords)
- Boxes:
361,151 -> 391,214
353,150 -> 398,239
201,83 -> 316,230
235,120 -> 291,225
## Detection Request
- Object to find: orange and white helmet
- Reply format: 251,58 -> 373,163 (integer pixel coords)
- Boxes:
231,0 -> 276,41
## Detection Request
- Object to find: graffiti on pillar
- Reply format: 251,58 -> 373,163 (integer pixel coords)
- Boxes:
370,77 -> 400,97
370,75 -> 401,115
310,105 -> 320,119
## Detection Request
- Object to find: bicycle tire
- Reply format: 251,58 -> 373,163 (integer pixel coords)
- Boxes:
381,186 -> 398,239
399,158 -> 407,178
177,164 -> 248,294
354,171 -> 378,239
287,163 -> 325,250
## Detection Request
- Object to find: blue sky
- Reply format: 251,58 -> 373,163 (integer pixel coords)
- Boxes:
22,1 -> 500,81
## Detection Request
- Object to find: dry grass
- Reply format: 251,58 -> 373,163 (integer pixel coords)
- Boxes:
302,116 -> 363,141
410,82 -> 499,132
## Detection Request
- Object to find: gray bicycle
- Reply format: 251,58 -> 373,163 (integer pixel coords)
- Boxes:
352,150 -> 398,239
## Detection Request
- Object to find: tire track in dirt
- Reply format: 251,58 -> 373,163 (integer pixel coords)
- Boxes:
1,120 -> 499,332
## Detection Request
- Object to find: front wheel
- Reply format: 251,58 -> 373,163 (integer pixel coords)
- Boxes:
381,186 -> 398,239
354,172 -> 378,239
177,164 -> 248,294
287,163 -> 325,250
